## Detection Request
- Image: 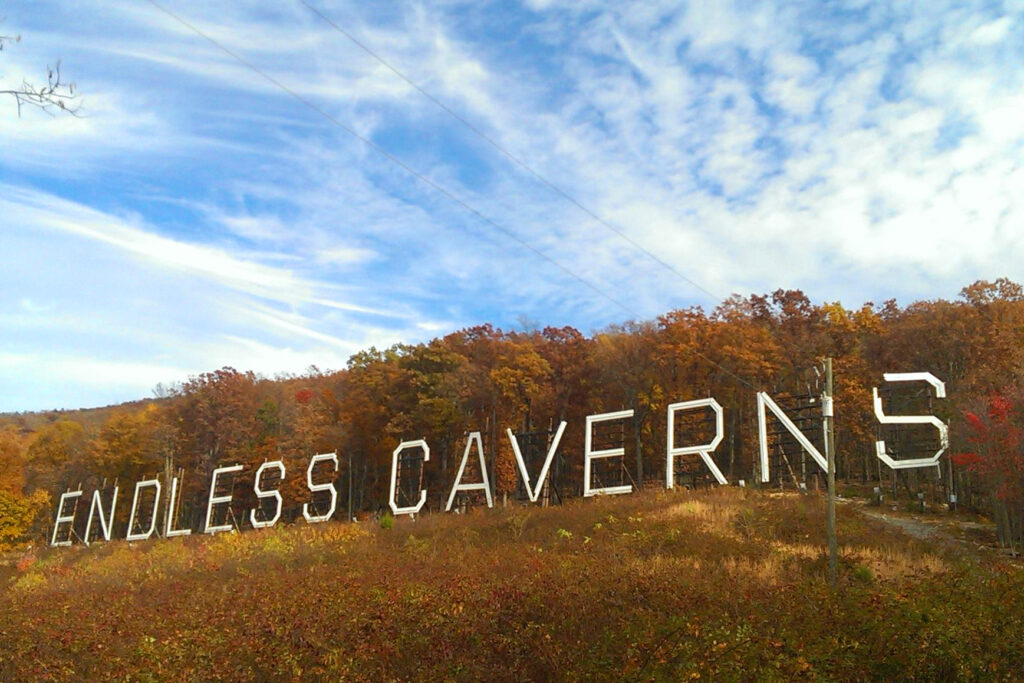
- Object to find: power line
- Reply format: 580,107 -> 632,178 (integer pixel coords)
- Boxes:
297,0 -> 723,304
144,0 -> 756,392
146,1 -> 632,310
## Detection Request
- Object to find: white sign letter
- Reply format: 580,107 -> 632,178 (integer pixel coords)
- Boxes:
507,421 -> 567,503
252,460 -> 286,528
127,479 -> 162,542
584,409 -> 634,497
389,440 -> 430,516
756,392 -> 827,483
84,486 -> 118,546
50,490 -> 82,547
204,465 -> 242,534
445,432 -> 493,511
873,372 -> 948,470
667,399 -> 727,487
165,476 -> 192,538
303,453 -> 337,523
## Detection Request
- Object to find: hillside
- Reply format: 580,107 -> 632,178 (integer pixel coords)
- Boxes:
0,397 -> 159,435
6,281 -> 1024,558
2,487 -> 1022,680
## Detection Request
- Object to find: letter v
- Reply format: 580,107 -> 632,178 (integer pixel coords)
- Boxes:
506,421 -> 567,503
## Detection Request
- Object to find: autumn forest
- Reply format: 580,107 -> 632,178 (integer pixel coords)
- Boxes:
3,279 -> 1024,551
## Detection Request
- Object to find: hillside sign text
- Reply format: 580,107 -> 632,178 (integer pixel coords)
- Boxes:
50,372 -> 949,546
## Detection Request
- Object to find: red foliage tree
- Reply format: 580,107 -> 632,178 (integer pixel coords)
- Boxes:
953,390 -> 1024,551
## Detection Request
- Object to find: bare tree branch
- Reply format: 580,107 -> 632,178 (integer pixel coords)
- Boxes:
1,28 -> 81,117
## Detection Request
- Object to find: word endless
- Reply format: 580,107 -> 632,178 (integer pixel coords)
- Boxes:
50,372 -> 948,546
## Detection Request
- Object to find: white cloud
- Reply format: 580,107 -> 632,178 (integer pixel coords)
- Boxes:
0,353 -> 193,391
968,16 -> 1014,45
315,246 -> 378,266
0,184 -> 403,317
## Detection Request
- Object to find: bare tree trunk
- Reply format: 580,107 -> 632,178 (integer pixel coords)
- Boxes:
488,407 -> 498,500
634,414 -> 644,489
728,410 -> 736,481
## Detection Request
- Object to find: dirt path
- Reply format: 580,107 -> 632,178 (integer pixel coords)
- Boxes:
851,500 -> 1007,559
858,507 -> 941,540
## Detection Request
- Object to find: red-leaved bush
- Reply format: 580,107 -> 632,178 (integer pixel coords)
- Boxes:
954,390 -> 1024,551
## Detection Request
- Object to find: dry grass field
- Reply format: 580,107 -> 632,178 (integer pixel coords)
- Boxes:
2,487 -> 1022,680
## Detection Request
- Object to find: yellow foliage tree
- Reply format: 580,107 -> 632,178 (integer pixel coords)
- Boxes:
0,489 -> 49,549
0,426 -> 26,495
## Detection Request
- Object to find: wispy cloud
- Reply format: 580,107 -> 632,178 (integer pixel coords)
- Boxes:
2,0 -> 1023,410
0,185 -> 386,313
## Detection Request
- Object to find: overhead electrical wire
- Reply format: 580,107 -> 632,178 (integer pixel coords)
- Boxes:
145,0 -> 757,392
297,0 -> 724,305
145,1 -> 632,311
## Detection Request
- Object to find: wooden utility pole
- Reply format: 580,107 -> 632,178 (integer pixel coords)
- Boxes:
824,358 -> 838,588
348,451 -> 354,522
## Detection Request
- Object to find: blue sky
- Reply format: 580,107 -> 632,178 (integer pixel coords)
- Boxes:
1,0 -> 1023,412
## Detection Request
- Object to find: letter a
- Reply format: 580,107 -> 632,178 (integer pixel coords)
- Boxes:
445,432 -> 493,511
